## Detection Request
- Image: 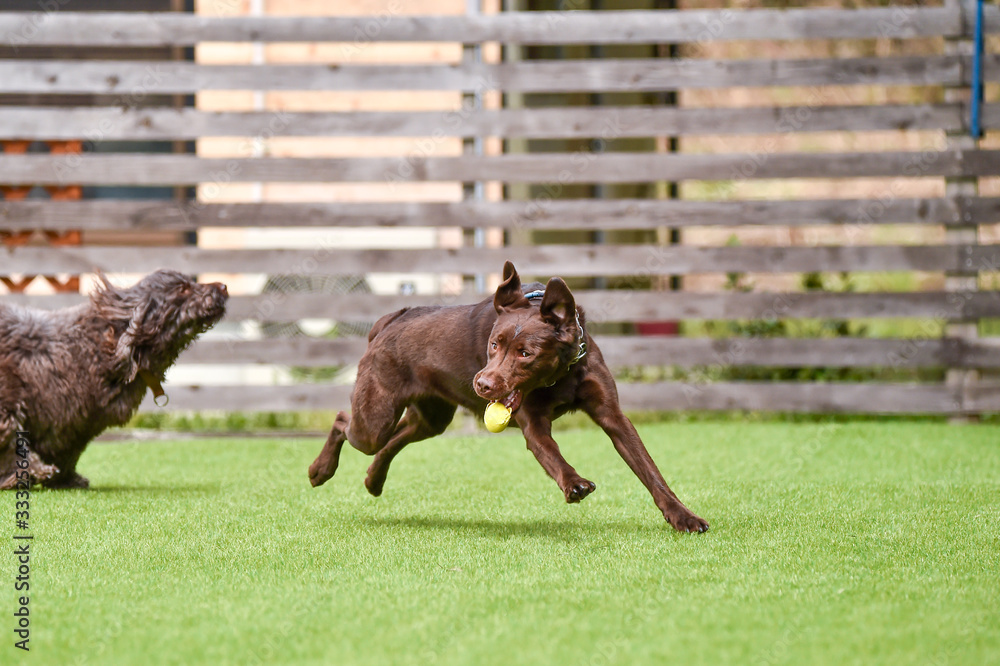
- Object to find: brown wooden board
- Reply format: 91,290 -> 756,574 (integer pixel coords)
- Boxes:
0,7 -> 984,46
2,244 -> 996,275
0,197 -> 990,231
9,291 -> 1000,322
1,150 -> 998,185
180,336 -> 1000,369
0,103 -> 985,140
134,381 -> 1000,414
0,55 -> 991,95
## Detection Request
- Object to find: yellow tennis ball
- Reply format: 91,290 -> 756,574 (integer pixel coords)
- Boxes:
484,401 -> 512,433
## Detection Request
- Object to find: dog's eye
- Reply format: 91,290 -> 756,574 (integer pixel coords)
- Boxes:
490,341 -> 497,351
520,350 -> 530,358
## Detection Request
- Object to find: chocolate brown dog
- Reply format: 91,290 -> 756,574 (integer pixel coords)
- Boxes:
309,262 -> 707,532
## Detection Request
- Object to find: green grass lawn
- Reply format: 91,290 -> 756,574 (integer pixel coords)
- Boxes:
12,422 -> 1000,665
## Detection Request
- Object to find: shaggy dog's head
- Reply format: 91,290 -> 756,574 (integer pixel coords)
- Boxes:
92,270 -> 229,383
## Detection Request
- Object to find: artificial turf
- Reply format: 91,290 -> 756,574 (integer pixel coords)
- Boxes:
11,422 -> 1000,665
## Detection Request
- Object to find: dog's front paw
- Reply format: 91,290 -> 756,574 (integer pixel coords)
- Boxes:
667,509 -> 709,533
564,478 -> 596,503
31,462 -> 60,485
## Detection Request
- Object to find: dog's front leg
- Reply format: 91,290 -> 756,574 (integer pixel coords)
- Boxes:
585,402 -> 708,533
518,415 -> 596,503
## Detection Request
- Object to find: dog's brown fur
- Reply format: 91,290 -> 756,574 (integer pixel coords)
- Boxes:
309,262 -> 707,532
0,270 -> 228,489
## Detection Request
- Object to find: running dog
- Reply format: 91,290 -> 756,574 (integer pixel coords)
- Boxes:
309,262 -> 707,532
0,270 -> 228,489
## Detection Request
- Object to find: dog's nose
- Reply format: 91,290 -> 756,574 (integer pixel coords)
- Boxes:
475,376 -> 492,396
212,282 -> 229,298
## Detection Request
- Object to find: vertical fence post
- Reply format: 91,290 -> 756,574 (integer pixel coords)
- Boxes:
944,0 -> 981,421
464,0 -> 486,295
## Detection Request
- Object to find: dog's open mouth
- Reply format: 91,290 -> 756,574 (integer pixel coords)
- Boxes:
502,390 -> 523,413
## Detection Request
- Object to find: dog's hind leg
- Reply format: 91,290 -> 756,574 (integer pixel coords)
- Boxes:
0,449 -> 59,490
309,411 -> 350,487
0,421 -> 16,489
309,371 -> 407,487
0,420 -> 57,490
364,398 -> 456,497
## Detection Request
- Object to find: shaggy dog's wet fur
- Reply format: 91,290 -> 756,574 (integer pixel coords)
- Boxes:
0,270 -> 228,489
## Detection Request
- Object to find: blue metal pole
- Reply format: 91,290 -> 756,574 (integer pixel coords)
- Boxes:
970,0 -> 984,139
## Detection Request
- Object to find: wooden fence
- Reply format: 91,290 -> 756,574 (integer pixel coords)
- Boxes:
1,2 -> 999,415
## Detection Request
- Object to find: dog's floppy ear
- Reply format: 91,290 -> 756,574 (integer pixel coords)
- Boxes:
493,261 -> 527,313
114,300 -> 151,383
540,277 -> 577,329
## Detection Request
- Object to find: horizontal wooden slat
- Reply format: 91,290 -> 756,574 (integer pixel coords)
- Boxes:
0,55 -> 989,95
135,381 -> 1000,414
597,336 -> 1000,370
1,150 -> 997,186
0,8 -> 982,47
613,381 -> 982,413
965,384 -> 1000,413
138,383 -> 353,413
183,338 -> 369,367
181,336 -> 1000,369
0,103 -> 981,141
1,244 -> 995,275
0,197 -> 987,231
9,291 -> 1000,322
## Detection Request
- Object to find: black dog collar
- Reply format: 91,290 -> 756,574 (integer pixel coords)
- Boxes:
524,289 -> 587,367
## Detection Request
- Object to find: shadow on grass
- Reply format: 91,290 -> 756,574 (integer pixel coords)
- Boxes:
61,484 -> 221,495
355,514 -> 669,541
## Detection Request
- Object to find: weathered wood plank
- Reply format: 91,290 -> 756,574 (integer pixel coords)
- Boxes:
0,103 -> 979,141
180,336 -> 1000,369
9,291 -> 1000,322
1,244 -> 994,275
0,8 -> 976,47
965,384 -> 1000,413
0,55 -> 983,95
597,336 -> 1000,369
1,150 -> 997,186
182,338 -> 369,366
613,382 -> 967,413
0,197 -> 987,231
135,381 -> 1000,414
137,383 -> 352,413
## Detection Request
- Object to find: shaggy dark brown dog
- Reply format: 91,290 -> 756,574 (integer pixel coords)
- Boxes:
0,270 -> 228,489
